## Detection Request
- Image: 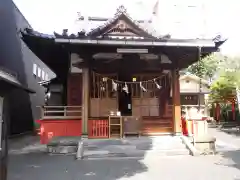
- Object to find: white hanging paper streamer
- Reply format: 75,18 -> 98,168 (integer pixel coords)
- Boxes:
112,80 -> 118,91
154,79 -> 161,89
140,82 -> 147,92
122,83 -> 129,94
170,85 -> 172,97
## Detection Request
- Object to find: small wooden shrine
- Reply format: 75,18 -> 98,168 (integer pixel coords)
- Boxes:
21,5 -> 225,143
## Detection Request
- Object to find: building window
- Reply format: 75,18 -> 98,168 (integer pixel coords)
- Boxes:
37,67 -> 41,78
45,74 -> 49,81
185,80 -> 190,83
33,64 -> 37,76
42,70 -> 45,80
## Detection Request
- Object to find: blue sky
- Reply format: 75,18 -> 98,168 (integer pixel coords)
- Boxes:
13,0 -> 240,56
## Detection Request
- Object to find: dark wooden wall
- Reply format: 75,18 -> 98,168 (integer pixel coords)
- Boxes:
67,74 -> 82,106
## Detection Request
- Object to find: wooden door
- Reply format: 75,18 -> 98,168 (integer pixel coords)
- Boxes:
131,74 -> 162,117
90,72 -> 118,117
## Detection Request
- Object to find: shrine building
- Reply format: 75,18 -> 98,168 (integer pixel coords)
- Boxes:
21,6 -> 225,143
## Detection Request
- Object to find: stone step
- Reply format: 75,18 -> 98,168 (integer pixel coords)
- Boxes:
83,148 -> 190,159
142,120 -> 172,124
141,127 -> 173,134
48,145 -> 78,154
79,136 -> 190,159
47,136 -> 81,155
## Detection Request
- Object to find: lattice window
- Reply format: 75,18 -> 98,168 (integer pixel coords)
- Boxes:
91,72 -> 117,98
131,74 -> 163,98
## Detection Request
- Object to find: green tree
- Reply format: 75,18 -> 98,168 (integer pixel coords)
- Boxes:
209,71 -> 236,103
185,53 -> 224,80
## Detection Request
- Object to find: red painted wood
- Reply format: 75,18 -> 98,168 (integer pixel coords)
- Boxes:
215,103 -> 220,122
37,120 -> 82,144
88,120 -> 109,138
181,117 -> 188,136
36,119 -> 110,143
232,102 -> 236,121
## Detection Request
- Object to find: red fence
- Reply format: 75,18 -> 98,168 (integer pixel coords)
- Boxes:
37,119 -> 110,144
88,119 -> 109,138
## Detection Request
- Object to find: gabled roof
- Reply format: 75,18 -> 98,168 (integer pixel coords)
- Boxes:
53,5 -> 171,40
180,74 -> 209,86
86,5 -> 165,39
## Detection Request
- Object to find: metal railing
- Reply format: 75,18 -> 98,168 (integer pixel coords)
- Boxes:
40,106 -> 82,119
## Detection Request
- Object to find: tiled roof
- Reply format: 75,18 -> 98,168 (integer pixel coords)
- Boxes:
86,5 -> 166,39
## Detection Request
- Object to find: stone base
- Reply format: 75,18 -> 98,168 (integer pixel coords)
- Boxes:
47,136 -> 81,155
48,146 -> 78,154
192,136 -> 216,155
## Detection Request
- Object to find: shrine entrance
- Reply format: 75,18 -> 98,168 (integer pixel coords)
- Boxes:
118,72 -> 132,116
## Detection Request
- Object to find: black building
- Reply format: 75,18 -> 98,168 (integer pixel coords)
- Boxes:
0,1 -> 55,136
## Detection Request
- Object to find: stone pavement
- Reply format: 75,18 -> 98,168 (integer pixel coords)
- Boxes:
9,135 -> 46,155
83,136 -> 189,159
208,127 -> 240,152
8,151 -> 240,180
7,129 -> 240,180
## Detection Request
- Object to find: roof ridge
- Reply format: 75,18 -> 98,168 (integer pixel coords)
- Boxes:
86,5 -> 162,38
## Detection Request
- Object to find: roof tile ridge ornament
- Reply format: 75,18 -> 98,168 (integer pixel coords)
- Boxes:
213,35 -> 222,42
87,4 -> 155,38
115,5 -> 155,38
116,6 -> 170,40
115,5 -> 127,16
97,5 -> 127,33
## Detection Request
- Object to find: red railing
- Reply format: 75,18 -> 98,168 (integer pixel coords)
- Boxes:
37,118 -> 110,143
88,119 -> 109,138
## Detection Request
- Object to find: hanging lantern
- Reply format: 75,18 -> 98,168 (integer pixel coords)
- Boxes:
102,77 -> 107,82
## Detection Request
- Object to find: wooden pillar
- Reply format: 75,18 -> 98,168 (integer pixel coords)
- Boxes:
81,68 -> 90,137
172,69 -> 182,135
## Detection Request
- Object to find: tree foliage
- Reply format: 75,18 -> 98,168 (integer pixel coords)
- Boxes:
209,56 -> 240,103
185,53 -> 224,80
183,53 -> 240,104
209,72 -> 236,103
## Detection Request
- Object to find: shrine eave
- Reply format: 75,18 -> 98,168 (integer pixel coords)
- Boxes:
21,28 -> 226,49
54,38 -> 218,48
